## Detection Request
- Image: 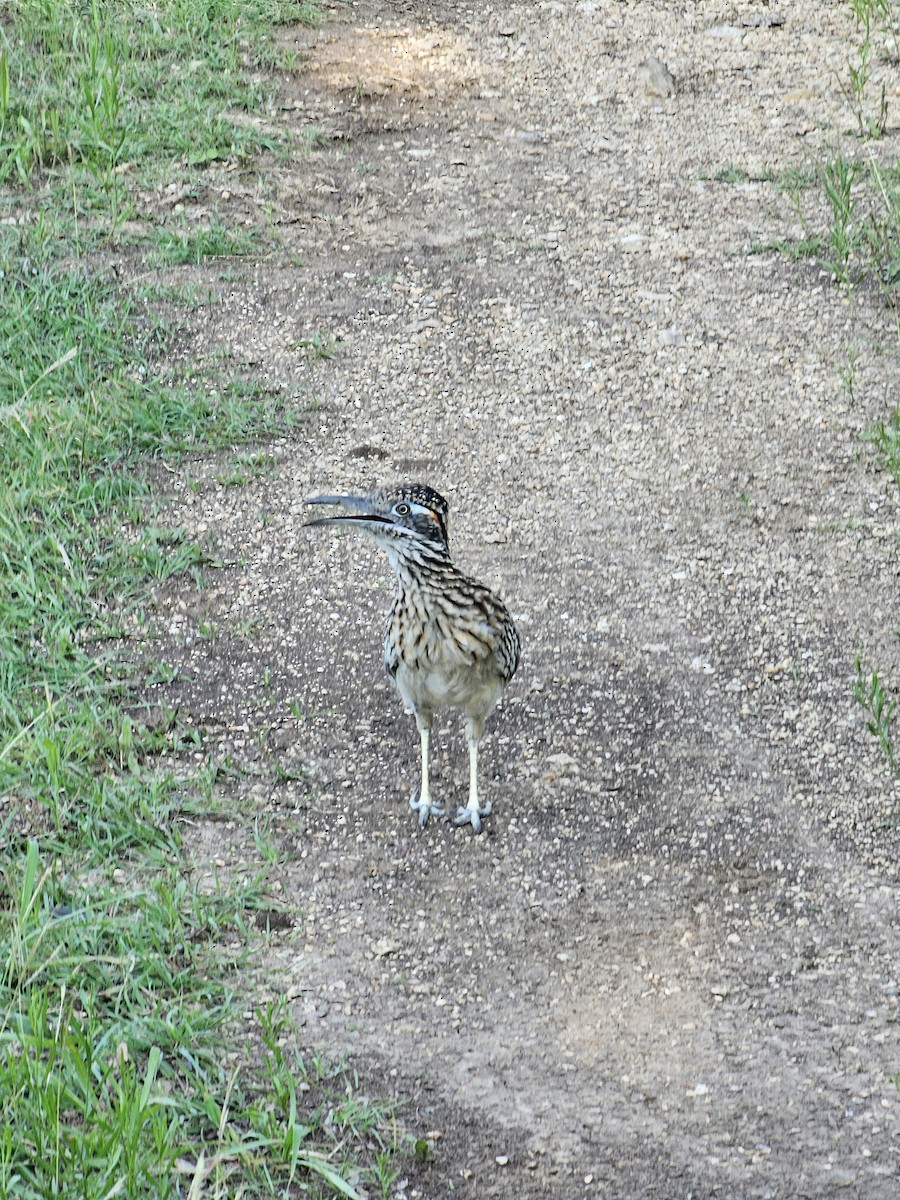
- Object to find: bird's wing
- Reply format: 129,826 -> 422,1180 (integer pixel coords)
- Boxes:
383,604 -> 401,678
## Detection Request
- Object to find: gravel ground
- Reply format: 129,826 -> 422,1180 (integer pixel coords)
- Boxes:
147,2 -> 900,1196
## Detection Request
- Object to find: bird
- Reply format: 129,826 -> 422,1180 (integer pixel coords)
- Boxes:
305,482 -> 520,832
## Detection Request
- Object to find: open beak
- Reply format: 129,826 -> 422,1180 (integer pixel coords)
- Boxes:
304,493 -> 392,530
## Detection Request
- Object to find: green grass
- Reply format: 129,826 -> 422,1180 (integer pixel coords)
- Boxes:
854,656 -> 898,779
0,0 -> 322,220
703,162 -> 776,185
724,4 -> 899,297
214,450 -> 278,488
844,0 -> 896,138
781,2 -> 900,295
749,234 -> 825,260
702,163 -> 817,190
0,1 -> 413,1193
867,408 -> 900,491
1,225 -> 153,810
0,214 -> 405,1195
841,1 -> 900,794
778,165 -> 819,192
757,150 -> 900,292
146,222 -> 261,266
0,843 -> 397,1198
132,280 -> 218,310
297,331 -> 340,361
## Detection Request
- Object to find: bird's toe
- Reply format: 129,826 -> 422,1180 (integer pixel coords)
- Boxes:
409,788 -> 444,828
454,800 -> 491,833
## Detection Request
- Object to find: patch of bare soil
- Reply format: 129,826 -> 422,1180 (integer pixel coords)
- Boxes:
145,1 -> 900,1195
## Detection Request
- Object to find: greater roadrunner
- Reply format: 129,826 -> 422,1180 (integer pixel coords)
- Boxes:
306,483 -> 520,832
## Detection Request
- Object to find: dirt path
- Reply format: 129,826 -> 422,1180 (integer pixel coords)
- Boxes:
150,2 -> 900,1195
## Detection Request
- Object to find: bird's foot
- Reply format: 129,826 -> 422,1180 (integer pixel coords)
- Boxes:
409,788 -> 444,828
454,799 -> 492,834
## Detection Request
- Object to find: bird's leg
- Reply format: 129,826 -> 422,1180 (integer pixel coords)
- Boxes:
454,733 -> 492,833
409,719 -> 444,827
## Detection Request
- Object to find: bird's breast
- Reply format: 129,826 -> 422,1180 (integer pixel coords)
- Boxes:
385,595 -> 494,673
390,658 -> 504,721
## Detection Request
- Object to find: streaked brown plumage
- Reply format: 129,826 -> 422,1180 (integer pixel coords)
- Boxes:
306,482 -> 520,831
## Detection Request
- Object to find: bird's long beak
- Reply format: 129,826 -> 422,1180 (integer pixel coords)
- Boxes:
304,493 -> 391,530
306,493 -> 370,511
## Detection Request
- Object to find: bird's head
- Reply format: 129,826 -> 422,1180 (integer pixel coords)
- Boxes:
305,482 -> 450,554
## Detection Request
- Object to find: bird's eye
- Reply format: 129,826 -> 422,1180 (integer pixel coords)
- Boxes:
395,503 -> 411,516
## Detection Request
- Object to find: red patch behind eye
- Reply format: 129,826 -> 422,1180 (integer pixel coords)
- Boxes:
430,510 -> 448,544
